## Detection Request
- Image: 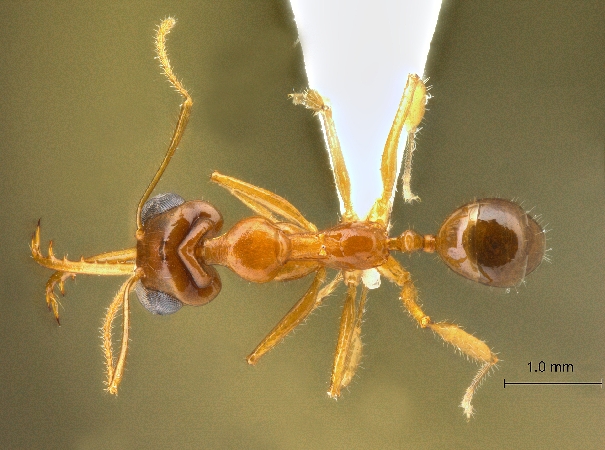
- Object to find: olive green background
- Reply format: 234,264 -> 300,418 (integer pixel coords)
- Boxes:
1,1 -> 603,449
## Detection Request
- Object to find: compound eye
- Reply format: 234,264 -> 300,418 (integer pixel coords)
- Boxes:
134,281 -> 183,315
140,193 -> 185,225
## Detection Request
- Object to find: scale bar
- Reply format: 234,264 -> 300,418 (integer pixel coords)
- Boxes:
504,379 -> 603,388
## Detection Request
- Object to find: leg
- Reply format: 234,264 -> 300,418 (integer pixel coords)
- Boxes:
102,271 -> 141,395
328,273 -> 368,398
290,90 -> 358,222
400,130 -> 419,203
378,256 -> 498,419
367,75 -> 427,224
247,269 -> 342,364
136,18 -> 193,230
211,172 -> 317,232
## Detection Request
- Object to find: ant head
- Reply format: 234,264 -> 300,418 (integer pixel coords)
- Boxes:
136,193 -> 223,314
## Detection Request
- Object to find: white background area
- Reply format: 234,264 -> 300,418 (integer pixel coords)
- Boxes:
290,0 -> 442,215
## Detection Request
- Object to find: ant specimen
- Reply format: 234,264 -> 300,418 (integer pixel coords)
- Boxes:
31,18 -> 546,418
